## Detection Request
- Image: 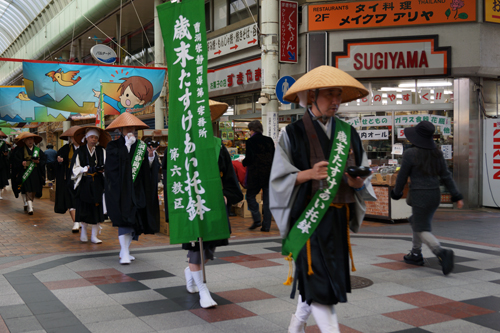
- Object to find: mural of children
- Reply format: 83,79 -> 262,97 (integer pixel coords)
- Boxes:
93,76 -> 154,114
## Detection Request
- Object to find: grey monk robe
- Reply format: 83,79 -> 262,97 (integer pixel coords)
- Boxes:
269,112 -> 376,305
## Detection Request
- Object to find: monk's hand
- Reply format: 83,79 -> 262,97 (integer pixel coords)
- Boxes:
147,146 -> 156,157
310,161 -> 329,180
456,200 -> 464,209
57,156 -> 63,163
346,173 -> 365,189
22,161 -> 27,167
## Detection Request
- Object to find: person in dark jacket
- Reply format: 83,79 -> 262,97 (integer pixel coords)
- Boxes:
12,133 -> 46,215
71,126 -> 110,244
242,120 -> 275,231
391,121 -> 464,276
44,144 -> 57,181
105,112 -> 160,265
0,131 -> 9,199
163,100 -> 243,309
54,126 -> 81,233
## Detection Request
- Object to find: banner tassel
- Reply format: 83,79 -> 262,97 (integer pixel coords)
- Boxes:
306,239 -> 314,275
283,253 -> 294,285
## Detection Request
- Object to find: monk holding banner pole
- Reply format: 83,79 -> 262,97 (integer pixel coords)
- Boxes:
157,0 -> 242,309
269,66 -> 377,332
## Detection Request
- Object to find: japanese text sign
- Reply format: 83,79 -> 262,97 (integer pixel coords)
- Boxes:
157,0 -> 229,244
207,58 -> 262,93
207,23 -> 258,60
358,129 -> 389,140
484,0 -> 500,23
280,0 -> 298,63
309,0 -> 476,31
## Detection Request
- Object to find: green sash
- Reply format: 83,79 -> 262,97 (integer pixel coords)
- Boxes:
282,119 -> 351,260
131,141 -> 147,182
20,146 -> 40,187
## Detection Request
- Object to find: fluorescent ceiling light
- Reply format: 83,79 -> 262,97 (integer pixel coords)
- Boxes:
399,81 -> 452,88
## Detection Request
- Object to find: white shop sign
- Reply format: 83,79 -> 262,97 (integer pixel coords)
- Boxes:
207,23 -> 258,60
207,58 -> 262,93
358,130 -> 389,140
332,36 -> 451,79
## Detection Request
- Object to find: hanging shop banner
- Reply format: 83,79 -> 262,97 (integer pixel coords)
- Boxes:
309,0 -> 476,31
332,35 -> 451,78
279,0 -> 298,63
0,86 -> 73,122
207,58 -> 262,95
157,0 -> 229,244
484,0 -> 500,24
21,60 -> 165,115
207,23 -> 258,60
359,114 -> 449,127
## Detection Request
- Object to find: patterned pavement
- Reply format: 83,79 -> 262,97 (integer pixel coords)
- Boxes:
1,187 -> 500,332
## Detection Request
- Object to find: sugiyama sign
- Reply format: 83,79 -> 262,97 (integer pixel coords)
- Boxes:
332,35 -> 451,78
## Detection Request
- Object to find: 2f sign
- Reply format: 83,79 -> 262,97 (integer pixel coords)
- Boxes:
315,13 -> 330,22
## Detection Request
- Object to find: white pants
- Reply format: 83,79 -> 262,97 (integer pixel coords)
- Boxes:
295,295 -> 340,332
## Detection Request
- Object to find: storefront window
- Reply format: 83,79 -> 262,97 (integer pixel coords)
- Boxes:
213,0 -> 227,30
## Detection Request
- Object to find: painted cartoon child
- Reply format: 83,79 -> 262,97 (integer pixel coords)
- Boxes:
93,76 -> 154,114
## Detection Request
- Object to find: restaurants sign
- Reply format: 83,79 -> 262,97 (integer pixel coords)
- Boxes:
207,23 -> 258,60
332,35 -> 451,78
309,0 -> 476,31
279,0 -> 298,63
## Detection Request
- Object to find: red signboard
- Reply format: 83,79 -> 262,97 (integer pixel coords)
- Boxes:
279,0 -> 298,63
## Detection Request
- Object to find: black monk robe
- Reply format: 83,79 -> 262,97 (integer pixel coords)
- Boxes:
12,146 -> 46,198
54,143 -> 77,214
105,136 -> 160,236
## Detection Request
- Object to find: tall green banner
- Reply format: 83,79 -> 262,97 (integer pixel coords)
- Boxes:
157,0 -> 229,244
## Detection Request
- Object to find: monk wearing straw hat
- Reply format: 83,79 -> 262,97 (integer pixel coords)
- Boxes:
71,126 -> 111,244
12,132 -> 46,215
104,112 -> 160,265
54,126 -> 81,233
269,66 -> 377,332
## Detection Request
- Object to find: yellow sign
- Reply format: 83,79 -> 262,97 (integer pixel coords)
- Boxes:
484,0 -> 500,23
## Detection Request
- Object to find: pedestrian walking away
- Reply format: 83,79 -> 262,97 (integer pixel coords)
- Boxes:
54,125 -> 81,233
163,100 -> 243,309
105,112 -> 160,265
0,130 -> 9,199
11,132 -> 46,215
71,126 -> 110,244
243,120 -> 275,232
44,144 -> 57,181
391,120 -> 464,276
269,65 -> 377,333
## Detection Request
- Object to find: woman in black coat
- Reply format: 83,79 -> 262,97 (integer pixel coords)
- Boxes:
391,121 -> 464,275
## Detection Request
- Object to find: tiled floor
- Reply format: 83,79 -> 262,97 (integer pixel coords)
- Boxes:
1,188 -> 500,332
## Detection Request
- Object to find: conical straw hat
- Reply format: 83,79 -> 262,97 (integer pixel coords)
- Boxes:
106,112 -> 150,132
283,66 -> 369,104
16,132 -> 42,147
209,100 -> 228,122
0,130 -> 7,138
74,126 -> 112,148
60,126 -> 81,141
13,132 -> 27,143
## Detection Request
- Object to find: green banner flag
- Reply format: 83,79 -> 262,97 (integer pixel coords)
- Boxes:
157,0 -> 229,244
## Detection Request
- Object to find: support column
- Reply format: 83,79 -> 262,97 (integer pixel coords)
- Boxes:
155,0 -> 166,130
260,0 -> 279,142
